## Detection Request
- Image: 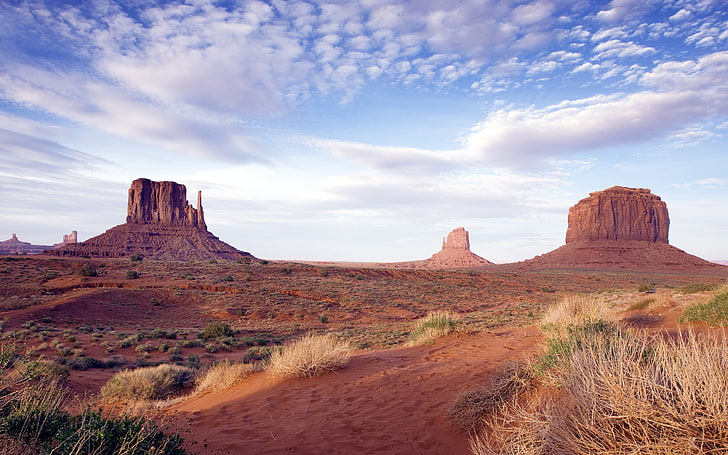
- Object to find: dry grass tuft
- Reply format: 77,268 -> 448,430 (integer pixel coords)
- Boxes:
408,311 -> 460,346
540,294 -> 612,341
266,333 -> 353,379
449,359 -> 536,432
100,364 -> 195,401
193,361 -> 259,394
472,329 -> 728,454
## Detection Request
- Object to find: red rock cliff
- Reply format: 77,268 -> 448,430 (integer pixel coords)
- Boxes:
126,178 -> 206,229
565,186 -> 669,244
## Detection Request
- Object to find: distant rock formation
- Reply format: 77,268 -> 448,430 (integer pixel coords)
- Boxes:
565,186 -> 669,244
0,234 -> 51,255
53,230 -> 77,248
51,178 -> 254,261
424,227 -> 491,268
513,186 -> 724,273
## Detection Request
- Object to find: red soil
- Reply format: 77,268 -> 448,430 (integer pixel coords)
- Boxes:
171,328 -> 542,454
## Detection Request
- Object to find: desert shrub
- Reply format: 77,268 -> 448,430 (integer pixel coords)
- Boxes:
193,361 -> 258,394
540,294 -> 612,342
678,282 -> 717,294
100,364 -> 195,401
681,286 -> 728,326
627,297 -> 654,311
130,254 -> 143,263
126,270 -> 139,279
222,274 -> 234,282
318,314 -> 329,324
67,356 -> 103,370
201,321 -> 233,340
266,333 -> 353,379
471,330 -> 728,455
243,346 -> 279,363
636,283 -> 655,293
408,311 -> 459,346
77,263 -> 97,277
449,359 -> 536,432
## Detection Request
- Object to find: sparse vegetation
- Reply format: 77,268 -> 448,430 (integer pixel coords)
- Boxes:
408,311 -> 459,346
201,321 -> 233,340
78,263 -> 97,277
100,364 -> 195,401
680,284 -> 728,326
126,270 -> 139,279
193,361 -> 258,394
266,333 -> 353,379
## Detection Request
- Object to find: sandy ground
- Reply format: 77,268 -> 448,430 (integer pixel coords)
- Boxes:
170,327 -> 541,454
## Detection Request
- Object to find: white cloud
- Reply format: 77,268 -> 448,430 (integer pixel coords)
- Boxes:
594,39 -> 656,59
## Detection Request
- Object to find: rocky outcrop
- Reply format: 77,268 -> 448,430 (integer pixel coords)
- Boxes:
565,186 -> 669,244
51,179 -> 254,261
0,234 -> 51,254
127,178 -> 205,228
425,227 -> 491,268
512,186 -> 724,273
53,230 -> 77,248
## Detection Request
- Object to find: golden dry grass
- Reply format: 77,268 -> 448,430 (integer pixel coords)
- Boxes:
540,294 -> 613,341
100,364 -> 195,401
193,361 -> 259,394
407,310 -> 460,346
266,333 -> 353,379
471,330 -> 728,455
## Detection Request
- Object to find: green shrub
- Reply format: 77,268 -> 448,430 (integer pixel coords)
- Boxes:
681,288 -> 728,326
222,274 -> 234,282
126,270 -> 139,279
78,263 -> 97,277
130,253 -> 143,263
408,311 -> 459,346
243,346 -> 278,363
201,321 -> 233,340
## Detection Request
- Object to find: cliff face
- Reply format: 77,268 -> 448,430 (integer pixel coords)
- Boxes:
127,178 -> 206,229
565,186 -> 669,244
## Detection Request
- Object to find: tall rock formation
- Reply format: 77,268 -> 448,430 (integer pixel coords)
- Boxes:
51,178 -> 254,261
565,186 -> 669,244
512,186 -> 724,272
126,178 -> 206,228
425,227 -> 491,268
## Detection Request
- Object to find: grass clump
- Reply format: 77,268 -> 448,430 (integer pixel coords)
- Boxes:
408,311 -> 459,346
449,359 -> 536,432
266,333 -> 352,379
681,284 -> 728,326
193,361 -> 258,394
100,364 -> 195,401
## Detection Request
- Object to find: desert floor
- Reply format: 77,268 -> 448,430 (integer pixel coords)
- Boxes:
1,255 -> 726,453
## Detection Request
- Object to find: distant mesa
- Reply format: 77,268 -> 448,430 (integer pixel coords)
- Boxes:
51,178 -> 254,261
53,230 -> 78,248
0,233 -> 50,255
424,227 -> 492,268
515,186 -> 725,272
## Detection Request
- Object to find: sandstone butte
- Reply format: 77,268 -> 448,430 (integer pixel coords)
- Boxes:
424,227 -> 492,268
50,178 -> 254,261
0,233 -> 50,255
514,186 -> 724,272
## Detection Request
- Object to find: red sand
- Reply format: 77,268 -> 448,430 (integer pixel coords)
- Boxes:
170,328 -> 541,454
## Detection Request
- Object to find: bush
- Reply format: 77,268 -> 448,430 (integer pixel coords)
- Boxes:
266,333 -> 353,379
100,364 -> 195,401
540,294 -> 612,342
243,346 -> 279,363
408,311 -> 459,346
449,359 -> 536,432
193,361 -> 258,394
78,263 -> 97,277
126,270 -> 139,280
222,274 -> 234,282
130,254 -> 143,263
681,285 -> 728,326
201,321 -> 233,340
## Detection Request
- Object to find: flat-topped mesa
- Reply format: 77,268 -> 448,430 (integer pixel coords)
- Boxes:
565,186 -> 670,244
126,178 -> 206,229
442,227 -> 470,250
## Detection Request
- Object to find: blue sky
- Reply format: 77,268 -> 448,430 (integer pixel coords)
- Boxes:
1,0 -> 727,262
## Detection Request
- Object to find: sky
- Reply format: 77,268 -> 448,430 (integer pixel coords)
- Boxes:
1,0 -> 727,263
